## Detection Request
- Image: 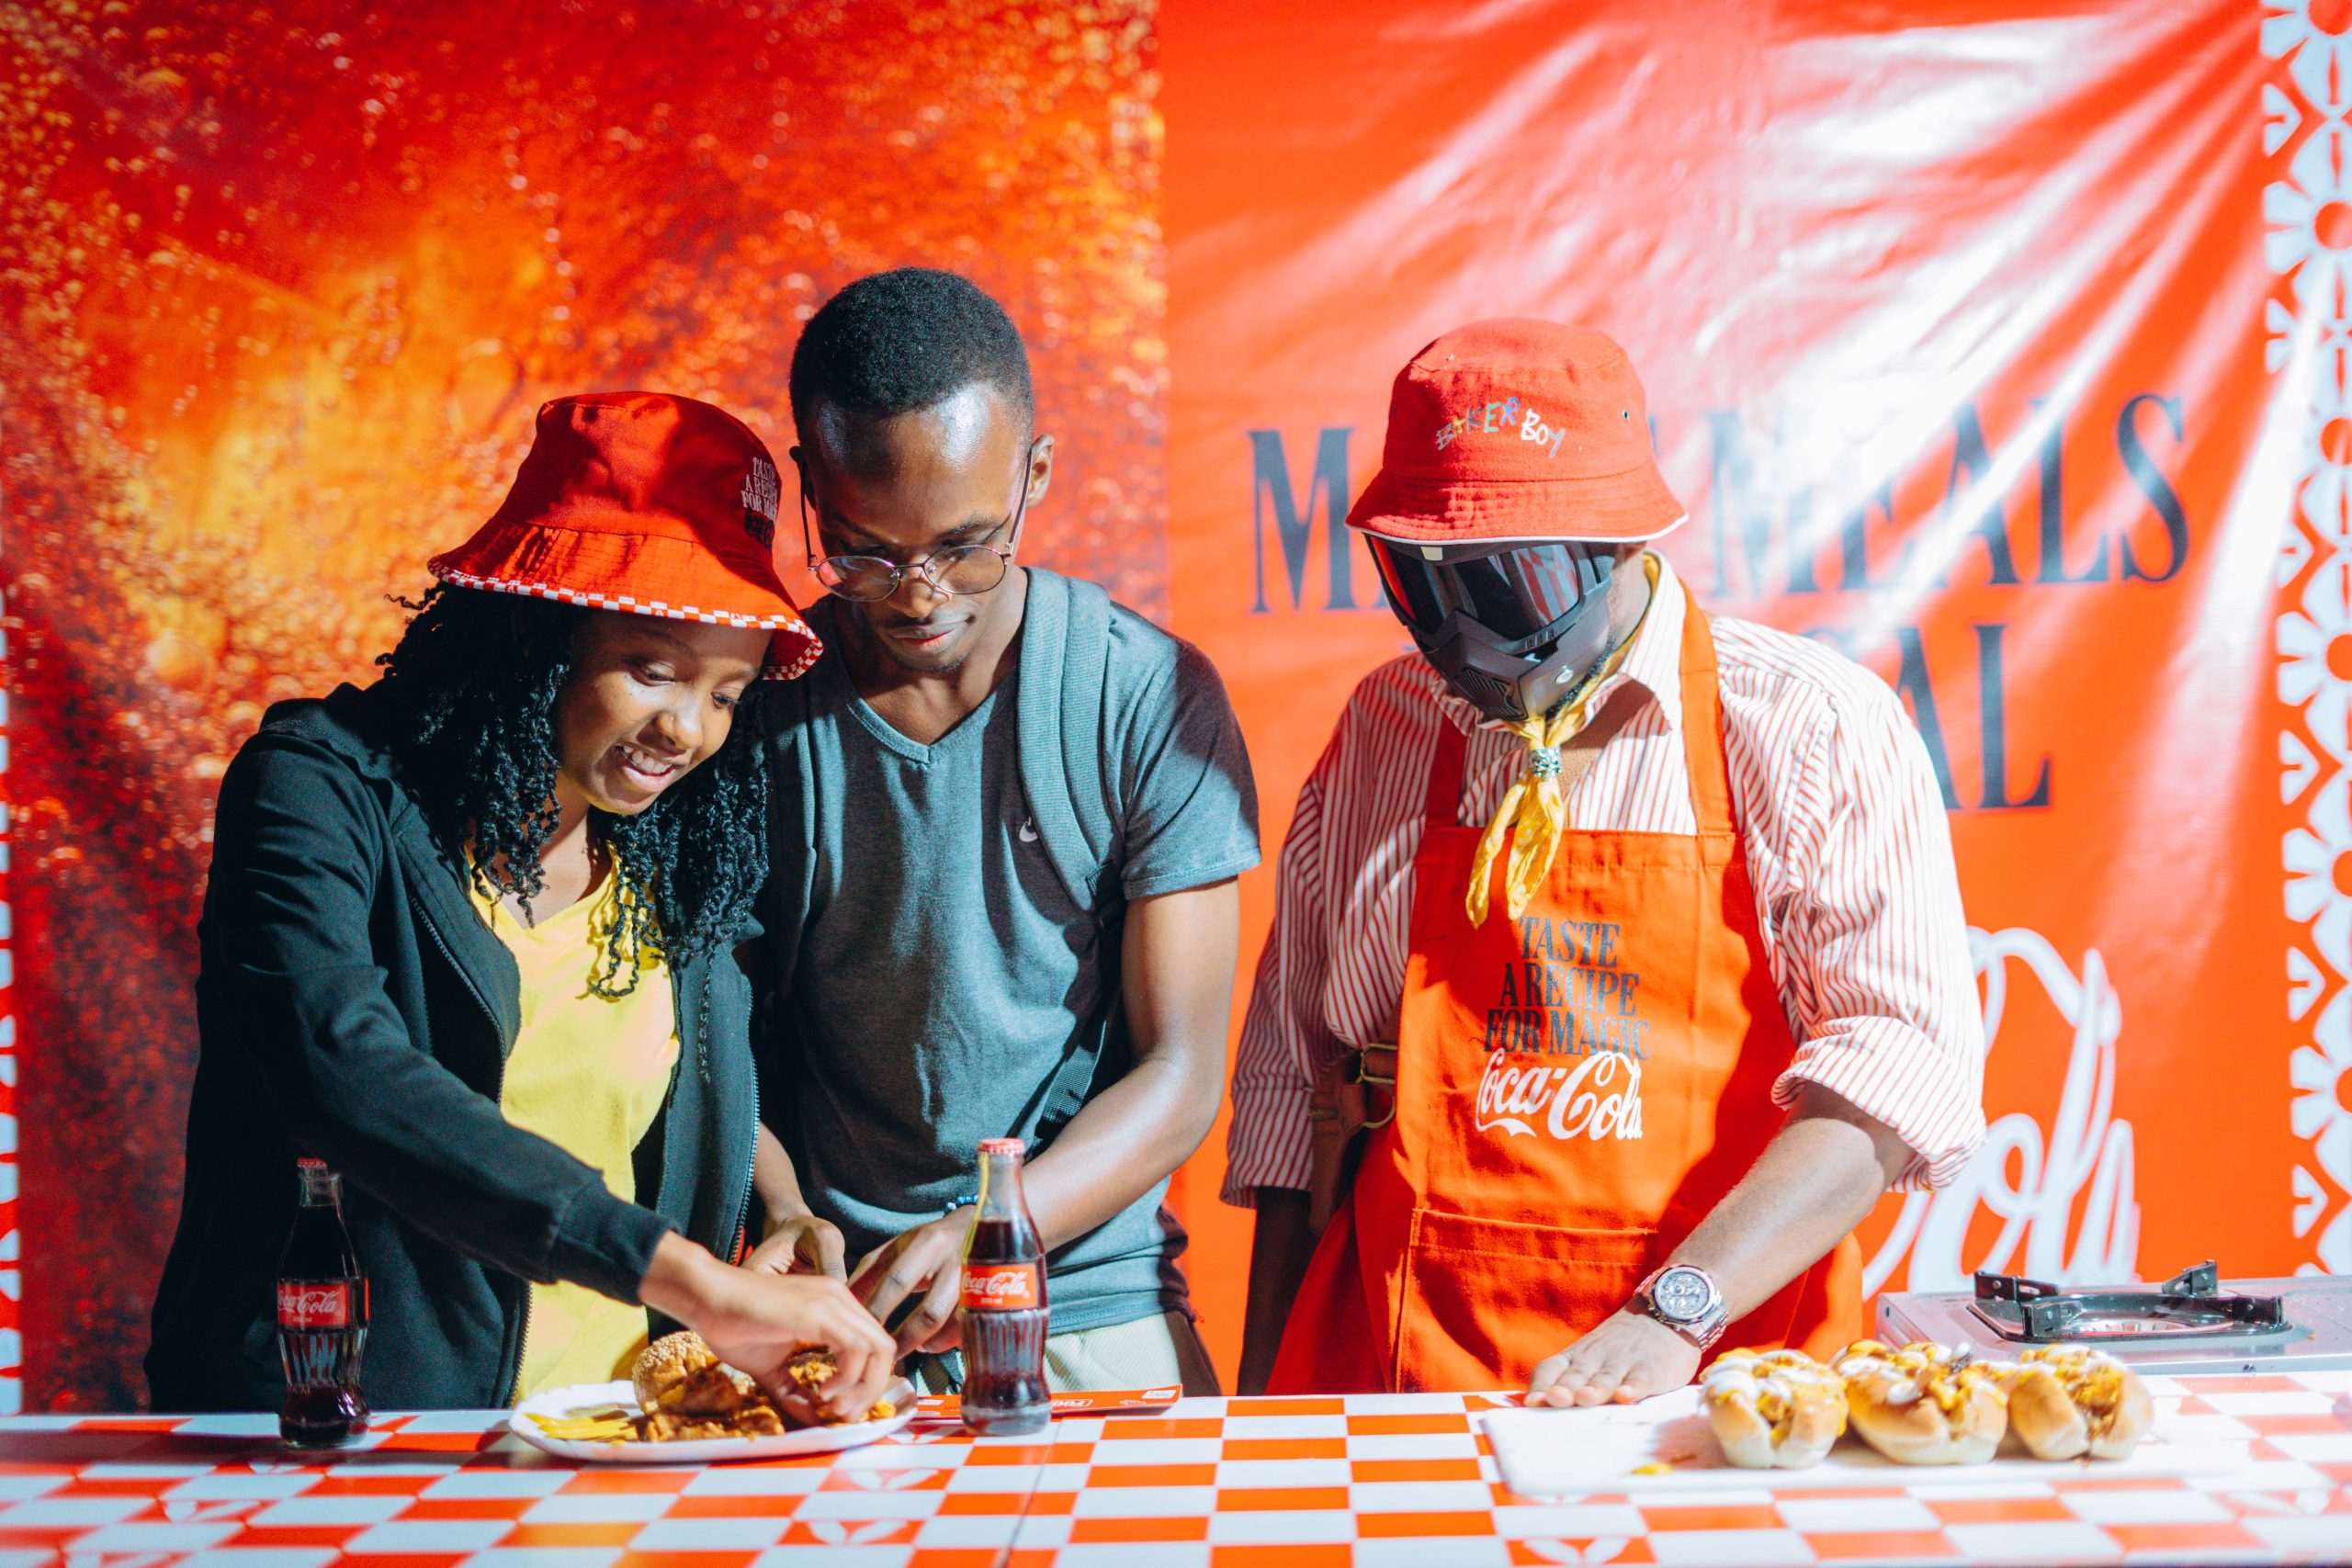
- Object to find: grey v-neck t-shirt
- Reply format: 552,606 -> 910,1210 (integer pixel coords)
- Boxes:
776,595 -> 1260,1334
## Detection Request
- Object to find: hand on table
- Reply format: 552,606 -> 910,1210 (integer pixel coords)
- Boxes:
745,1211 -> 848,1280
1526,1310 -> 1701,1407
639,1232 -> 894,1422
851,1213 -> 974,1358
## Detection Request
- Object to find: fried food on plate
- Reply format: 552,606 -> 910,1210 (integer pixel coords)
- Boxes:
1835,1339 -> 2008,1466
634,1330 -> 765,1414
1701,1348 -> 1849,1469
1996,1347 -> 2154,1461
783,1345 -> 894,1418
786,1347 -> 837,1391
635,1406 -> 788,1441
624,1332 -> 893,1440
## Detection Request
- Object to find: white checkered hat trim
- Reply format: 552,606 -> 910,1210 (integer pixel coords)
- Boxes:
429,564 -> 822,680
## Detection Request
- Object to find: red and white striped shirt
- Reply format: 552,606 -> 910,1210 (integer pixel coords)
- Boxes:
1222,554 -> 1986,1205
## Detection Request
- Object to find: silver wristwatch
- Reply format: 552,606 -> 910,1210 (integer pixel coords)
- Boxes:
1634,1263 -> 1729,1349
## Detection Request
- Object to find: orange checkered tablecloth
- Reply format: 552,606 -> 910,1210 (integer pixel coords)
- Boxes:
6,1374 -> 2352,1565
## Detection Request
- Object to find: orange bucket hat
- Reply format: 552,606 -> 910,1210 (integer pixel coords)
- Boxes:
428,391 -> 821,679
1345,320 -> 1685,547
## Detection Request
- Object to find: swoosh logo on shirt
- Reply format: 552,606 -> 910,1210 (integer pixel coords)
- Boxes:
1018,818 -> 1040,843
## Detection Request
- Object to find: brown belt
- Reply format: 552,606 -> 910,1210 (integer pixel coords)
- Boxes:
1305,1041 -> 1396,1239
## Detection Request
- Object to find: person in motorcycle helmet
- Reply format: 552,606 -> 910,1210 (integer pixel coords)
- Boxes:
1223,321 -> 1984,1406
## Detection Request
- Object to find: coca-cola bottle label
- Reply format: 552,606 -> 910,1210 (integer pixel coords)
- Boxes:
960,1261 -> 1041,1311
277,1281 -> 350,1329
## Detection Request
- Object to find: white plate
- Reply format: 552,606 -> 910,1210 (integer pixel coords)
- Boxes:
508,1378 -> 919,1464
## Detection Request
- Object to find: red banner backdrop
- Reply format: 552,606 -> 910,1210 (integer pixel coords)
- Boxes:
0,0 -> 2313,1406
1158,0 -> 2298,1379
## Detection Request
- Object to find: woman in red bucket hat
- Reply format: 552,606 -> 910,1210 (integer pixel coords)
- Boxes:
148,392 -> 896,1421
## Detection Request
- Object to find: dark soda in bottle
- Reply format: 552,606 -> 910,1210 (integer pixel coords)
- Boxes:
277,1158 -> 369,1447
957,1138 -> 1050,1435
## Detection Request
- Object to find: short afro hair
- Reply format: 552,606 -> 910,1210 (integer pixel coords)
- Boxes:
789,268 -> 1034,438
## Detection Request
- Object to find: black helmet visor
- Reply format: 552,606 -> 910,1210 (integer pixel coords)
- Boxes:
1368,536 -> 1619,649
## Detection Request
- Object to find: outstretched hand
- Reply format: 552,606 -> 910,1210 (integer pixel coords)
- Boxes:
1525,1311 -> 1700,1407
745,1212 -> 848,1280
851,1213 -> 973,1358
639,1233 -> 895,1422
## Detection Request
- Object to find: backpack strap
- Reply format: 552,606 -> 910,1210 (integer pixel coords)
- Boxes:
1013,568 -> 1121,1140
1016,568 -> 1115,908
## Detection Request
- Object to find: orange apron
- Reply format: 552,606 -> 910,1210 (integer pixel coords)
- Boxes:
1269,592 -> 1862,1393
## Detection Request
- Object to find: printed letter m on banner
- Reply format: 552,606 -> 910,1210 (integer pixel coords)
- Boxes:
1249,427 -> 1373,612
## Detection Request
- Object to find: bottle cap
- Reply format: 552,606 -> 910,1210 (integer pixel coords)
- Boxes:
297,1157 -> 327,1170
978,1138 -> 1025,1156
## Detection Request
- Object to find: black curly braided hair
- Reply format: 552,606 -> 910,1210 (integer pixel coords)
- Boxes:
372,584 -> 769,1075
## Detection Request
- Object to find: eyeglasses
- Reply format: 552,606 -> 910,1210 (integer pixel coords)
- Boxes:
799,441 -> 1039,603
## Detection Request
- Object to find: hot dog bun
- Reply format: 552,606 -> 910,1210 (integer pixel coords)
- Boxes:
1836,1340 -> 2008,1465
1997,1348 -> 2153,1461
1701,1348 -> 1849,1468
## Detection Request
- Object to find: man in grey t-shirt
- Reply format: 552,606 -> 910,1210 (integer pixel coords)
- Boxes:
747,268 -> 1259,1393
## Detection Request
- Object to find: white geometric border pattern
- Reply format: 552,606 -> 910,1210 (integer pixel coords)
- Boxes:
2270,0 -> 2352,1275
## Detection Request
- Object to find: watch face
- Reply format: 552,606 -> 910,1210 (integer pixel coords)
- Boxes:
1652,1268 -> 1713,1321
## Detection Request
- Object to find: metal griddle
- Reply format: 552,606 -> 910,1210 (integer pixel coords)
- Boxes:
1877,1261 -> 2352,1375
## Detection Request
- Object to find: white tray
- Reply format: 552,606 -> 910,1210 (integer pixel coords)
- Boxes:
1482,1387 -> 2248,1495
509,1378 -> 917,1464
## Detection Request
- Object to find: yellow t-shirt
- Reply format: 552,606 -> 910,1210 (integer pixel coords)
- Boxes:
470,871 -> 681,1402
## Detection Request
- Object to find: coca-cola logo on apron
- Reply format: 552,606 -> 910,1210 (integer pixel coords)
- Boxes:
1474,914 -> 1648,1142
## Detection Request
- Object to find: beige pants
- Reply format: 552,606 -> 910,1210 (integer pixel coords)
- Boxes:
917,1309 -> 1222,1396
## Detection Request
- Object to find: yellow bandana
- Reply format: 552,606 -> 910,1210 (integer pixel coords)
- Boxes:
1464,556 -> 1657,927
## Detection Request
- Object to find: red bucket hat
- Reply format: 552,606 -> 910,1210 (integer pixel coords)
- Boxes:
1344,320 -> 1686,547
428,391 -> 821,679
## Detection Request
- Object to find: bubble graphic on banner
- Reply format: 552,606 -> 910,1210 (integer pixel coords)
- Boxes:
0,0 -> 1163,1409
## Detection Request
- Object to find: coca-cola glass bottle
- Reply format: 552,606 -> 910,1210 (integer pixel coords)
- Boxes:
277,1158 -> 369,1447
957,1138 -> 1050,1435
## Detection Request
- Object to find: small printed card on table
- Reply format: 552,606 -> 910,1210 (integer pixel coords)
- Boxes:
916,1386 -> 1182,1420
